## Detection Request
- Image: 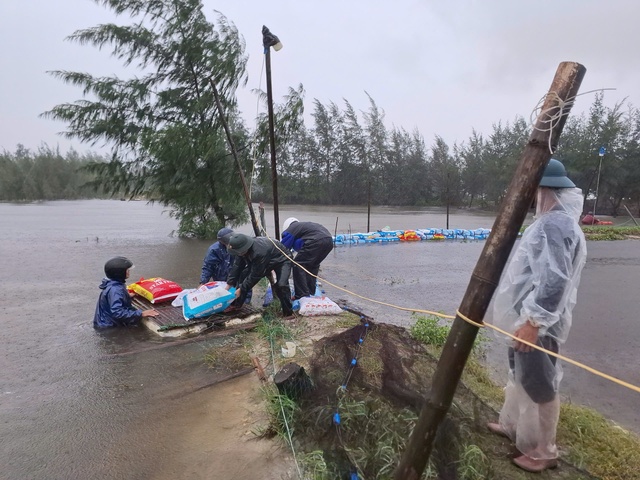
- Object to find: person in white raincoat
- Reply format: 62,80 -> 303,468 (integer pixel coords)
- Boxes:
487,159 -> 587,473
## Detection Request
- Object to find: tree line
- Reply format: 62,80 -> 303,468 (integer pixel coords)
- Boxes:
252,93 -> 640,217
10,0 -> 636,238
7,91 -> 638,217
0,145 -> 106,201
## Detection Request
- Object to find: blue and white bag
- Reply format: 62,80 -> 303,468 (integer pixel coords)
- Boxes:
182,285 -> 236,320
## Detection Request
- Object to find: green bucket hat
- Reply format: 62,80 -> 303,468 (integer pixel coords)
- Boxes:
539,158 -> 575,188
228,233 -> 254,256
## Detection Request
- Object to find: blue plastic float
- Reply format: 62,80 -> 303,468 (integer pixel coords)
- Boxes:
332,228 -> 491,246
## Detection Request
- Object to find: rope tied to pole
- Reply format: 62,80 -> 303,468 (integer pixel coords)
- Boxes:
530,88 -> 616,154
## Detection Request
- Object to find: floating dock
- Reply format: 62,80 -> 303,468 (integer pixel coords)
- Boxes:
132,297 -> 261,338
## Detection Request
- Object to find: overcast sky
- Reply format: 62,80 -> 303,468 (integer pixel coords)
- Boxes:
1,0 -> 638,154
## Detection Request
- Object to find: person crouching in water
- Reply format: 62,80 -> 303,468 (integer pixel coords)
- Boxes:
281,217 -> 333,299
225,234 -> 294,318
93,256 -> 159,328
487,159 -> 587,472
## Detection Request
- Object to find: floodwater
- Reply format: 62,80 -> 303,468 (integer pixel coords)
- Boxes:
1,200 -> 638,479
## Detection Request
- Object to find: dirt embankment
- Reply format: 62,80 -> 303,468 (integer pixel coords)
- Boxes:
218,310 -> 595,480
278,319 -> 594,479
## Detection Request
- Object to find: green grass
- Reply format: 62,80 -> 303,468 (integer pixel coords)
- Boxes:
410,315 -> 450,347
333,314 -> 362,329
458,443 -> 492,480
410,314 -> 489,355
410,314 -> 640,480
258,384 -> 300,441
256,314 -> 296,343
299,450 -> 333,480
582,225 -> 640,241
558,403 -> 640,480
203,338 -> 252,371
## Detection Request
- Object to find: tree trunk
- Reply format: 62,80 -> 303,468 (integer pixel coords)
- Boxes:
274,362 -> 313,400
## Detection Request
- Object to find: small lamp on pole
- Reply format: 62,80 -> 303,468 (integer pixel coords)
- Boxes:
262,25 -> 283,239
593,146 -> 605,223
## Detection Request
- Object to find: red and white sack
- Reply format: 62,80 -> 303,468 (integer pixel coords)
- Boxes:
298,296 -> 343,316
129,277 -> 183,304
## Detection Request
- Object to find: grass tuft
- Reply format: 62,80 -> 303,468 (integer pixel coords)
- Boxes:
582,225 -> 640,241
258,384 -> 300,441
410,315 -> 450,347
558,403 -> 640,480
203,339 -> 251,371
458,443 -> 491,480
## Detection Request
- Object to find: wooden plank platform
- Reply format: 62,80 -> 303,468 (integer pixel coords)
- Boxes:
132,297 -> 262,338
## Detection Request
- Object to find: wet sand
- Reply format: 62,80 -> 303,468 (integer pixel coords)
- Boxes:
135,375 -> 295,480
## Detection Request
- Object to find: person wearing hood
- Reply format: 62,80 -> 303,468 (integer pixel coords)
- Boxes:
487,159 -> 587,473
201,227 -> 253,304
200,227 -> 234,285
93,256 -> 158,328
225,233 -> 294,318
280,217 -> 333,299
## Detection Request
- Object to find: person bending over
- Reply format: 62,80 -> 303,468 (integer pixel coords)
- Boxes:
281,217 -> 333,299
225,234 -> 294,318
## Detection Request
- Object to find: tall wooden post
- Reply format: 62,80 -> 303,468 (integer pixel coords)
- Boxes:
367,177 -> 372,232
394,61 -> 586,480
263,26 -> 281,240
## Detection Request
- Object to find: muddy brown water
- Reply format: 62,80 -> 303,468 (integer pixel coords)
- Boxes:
1,200 -> 638,479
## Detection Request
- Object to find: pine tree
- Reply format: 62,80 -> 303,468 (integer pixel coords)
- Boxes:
43,0 -> 251,237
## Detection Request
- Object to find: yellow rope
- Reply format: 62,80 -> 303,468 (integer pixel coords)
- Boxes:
454,310 -> 640,394
260,232 -> 640,395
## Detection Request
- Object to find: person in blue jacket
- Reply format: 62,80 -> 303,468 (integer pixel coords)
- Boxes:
281,217 -> 334,299
201,227 -> 252,304
93,256 -> 158,329
200,227 -> 234,284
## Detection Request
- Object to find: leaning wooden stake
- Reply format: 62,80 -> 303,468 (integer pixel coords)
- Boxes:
623,204 -> 639,226
209,77 -> 262,237
394,61 -> 586,480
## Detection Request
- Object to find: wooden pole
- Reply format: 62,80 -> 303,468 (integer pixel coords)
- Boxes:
623,204 -> 639,226
209,78 -> 261,237
446,170 -> 450,230
394,61 -> 586,480
259,201 -> 267,233
592,152 -> 604,221
265,47 -> 281,240
367,177 -> 372,232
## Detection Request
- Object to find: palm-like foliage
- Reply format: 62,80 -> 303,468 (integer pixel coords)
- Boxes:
43,0 -> 251,237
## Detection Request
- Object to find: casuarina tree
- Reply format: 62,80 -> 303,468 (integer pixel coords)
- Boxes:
43,0 -> 252,237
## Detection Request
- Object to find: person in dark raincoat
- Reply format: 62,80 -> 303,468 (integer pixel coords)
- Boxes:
201,227 -> 253,304
225,234 -> 294,317
200,228 -> 234,284
281,217 -> 333,299
93,256 -> 158,328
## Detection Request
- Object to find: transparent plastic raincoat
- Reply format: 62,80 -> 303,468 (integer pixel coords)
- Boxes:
491,187 -> 587,460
